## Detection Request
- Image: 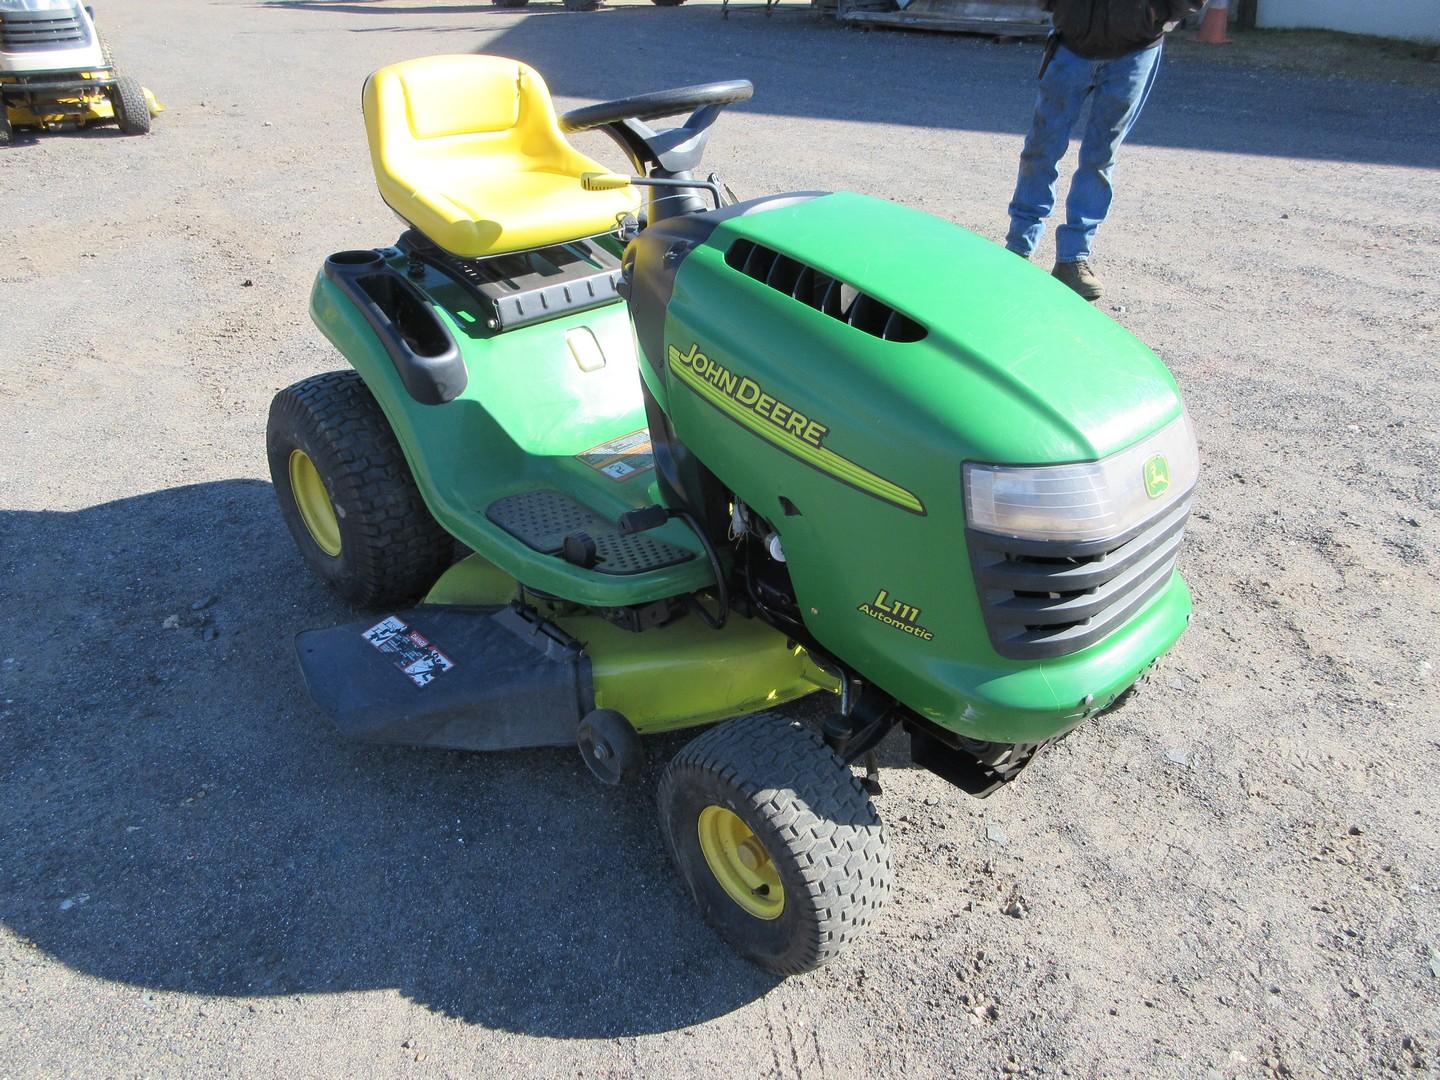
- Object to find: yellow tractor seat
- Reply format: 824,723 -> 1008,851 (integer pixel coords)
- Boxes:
362,55 -> 638,259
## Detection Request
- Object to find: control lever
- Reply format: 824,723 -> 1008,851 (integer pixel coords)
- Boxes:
582,172 -> 724,211
617,505 -> 670,536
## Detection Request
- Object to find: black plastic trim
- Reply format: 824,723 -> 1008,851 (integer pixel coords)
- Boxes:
904,715 -> 1054,799
294,604 -> 590,752
724,239 -> 927,343
967,494 -> 1193,660
0,75 -> 115,95
397,230 -> 625,332
322,251 -> 467,406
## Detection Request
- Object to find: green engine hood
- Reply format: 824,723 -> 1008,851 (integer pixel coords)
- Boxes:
706,191 -> 1182,464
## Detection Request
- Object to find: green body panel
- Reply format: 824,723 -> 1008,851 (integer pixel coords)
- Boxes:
649,192 -> 1191,742
309,252 -> 712,607
424,555 -> 837,734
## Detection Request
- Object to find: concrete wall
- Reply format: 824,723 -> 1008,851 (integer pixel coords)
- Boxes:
1257,0 -> 1440,43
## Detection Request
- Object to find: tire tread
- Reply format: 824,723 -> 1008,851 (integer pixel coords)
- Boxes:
267,371 -> 453,608
658,714 -> 891,974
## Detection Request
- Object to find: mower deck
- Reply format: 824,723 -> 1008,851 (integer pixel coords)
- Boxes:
295,553 -> 838,748
297,604 -> 587,752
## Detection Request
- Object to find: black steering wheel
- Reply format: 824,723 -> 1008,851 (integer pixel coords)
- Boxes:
560,80 -> 753,133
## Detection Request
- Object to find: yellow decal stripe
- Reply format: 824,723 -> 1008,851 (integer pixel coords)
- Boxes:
669,349 -> 925,515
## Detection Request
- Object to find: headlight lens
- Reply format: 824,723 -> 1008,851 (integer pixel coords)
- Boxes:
964,411 -> 1199,542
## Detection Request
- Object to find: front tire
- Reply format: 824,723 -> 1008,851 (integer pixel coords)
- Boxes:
266,371 -> 454,609
110,74 -> 150,135
658,714 -> 890,974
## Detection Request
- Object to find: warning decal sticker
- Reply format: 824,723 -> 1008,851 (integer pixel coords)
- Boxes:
362,616 -> 455,688
576,429 -> 654,482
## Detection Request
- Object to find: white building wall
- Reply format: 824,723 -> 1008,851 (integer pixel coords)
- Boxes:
1257,0 -> 1440,43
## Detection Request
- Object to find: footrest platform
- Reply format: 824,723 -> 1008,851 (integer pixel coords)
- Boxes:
486,490 -> 694,576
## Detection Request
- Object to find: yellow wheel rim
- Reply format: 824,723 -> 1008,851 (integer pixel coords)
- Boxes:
288,449 -> 342,557
697,805 -> 784,921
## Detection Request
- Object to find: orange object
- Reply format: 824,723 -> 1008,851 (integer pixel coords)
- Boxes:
1195,7 -> 1234,44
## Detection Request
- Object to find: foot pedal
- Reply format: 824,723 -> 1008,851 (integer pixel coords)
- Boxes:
486,490 -> 693,575
562,531 -> 598,568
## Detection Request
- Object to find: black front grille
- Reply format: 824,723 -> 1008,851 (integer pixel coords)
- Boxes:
969,495 -> 1191,660
0,8 -> 87,52
725,239 -> 926,343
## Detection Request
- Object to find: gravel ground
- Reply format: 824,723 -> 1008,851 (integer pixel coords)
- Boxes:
2,3 -> 1437,1078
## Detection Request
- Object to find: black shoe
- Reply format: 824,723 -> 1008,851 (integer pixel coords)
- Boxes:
1052,259 -> 1102,301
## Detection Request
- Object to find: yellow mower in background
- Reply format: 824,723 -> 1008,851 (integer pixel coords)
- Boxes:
0,0 -> 160,145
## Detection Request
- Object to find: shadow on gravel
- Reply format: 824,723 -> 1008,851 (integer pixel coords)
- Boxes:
489,9 -> 1440,169
255,0 -> 1440,170
0,481 -> 777,1035
0,126 -> 130,149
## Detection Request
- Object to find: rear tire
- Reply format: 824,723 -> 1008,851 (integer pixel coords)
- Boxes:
110,74 -> 150,136
657,714 -> 890,974
266,371 -> 454,609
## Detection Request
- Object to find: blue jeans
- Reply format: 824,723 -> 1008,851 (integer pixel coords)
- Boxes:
1005,41 -> 1163,263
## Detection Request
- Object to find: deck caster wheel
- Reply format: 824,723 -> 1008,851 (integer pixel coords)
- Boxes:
578,709 -> 643,785
658,713 -> 891,974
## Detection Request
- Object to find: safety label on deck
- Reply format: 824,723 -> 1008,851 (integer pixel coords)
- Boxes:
362,616 -> 455,688
576,429 -> 654,482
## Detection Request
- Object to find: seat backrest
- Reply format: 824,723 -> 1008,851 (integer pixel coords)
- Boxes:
364,55 -> 577,182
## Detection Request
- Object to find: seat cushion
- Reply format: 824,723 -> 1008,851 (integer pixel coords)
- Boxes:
363,56 -> 638,258
407,167 -> 636,258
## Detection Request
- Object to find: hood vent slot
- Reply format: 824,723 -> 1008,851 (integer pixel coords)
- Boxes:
725,239 -> 926,343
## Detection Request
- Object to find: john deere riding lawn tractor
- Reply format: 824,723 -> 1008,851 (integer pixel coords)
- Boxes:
267,54 -> 1198,974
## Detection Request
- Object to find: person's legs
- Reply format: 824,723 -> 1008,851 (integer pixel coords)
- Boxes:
1053,42 -> 1163,264
1005,45 -> 1096,257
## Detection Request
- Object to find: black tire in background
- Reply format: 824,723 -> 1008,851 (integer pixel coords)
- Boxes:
266,371 -> 455,609
657,713 -> 891,974
490,0 -> 530,7
110,74 -> 150,135
650,0 -> 687,6
0,110 -> 12,147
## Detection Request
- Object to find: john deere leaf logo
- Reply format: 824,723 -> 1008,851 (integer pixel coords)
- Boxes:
1143,454 -> 1171,499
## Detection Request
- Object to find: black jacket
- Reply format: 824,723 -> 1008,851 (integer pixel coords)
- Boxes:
1044,0 -> 1203,59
